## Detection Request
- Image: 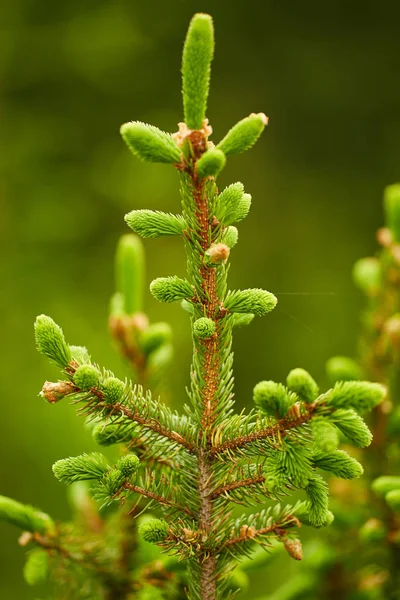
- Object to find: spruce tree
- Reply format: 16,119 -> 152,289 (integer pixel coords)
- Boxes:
0,14 -> 387,600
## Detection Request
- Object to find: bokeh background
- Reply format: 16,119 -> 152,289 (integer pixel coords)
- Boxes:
1,0 -> 400,597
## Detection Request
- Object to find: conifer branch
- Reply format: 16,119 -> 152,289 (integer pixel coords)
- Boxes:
123,483 -> 194,517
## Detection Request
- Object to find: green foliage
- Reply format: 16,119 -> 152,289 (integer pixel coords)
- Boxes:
117,454 -> 140,476
253,381 -> 294,418
312,449 -> 363,479
92,422 -> 130,446
326,356 -> 362,384
70,345 -> 91,364
197,148 -> 226,178
385,489 -> 400,511
18,13 -> 387,600
304,474 -> 331,528
371,476 -> 400,496
286,368 -> 319,402
101,376 -> 125,403
34,315 -> 72,368
359,518 -> 387,543
0,496 -> 53,534
23,548 -> 49,586
150,276 -> 194,303
182,13 -> 214,130
73,364 -> 100,391
52,453 -> 109,485
115,233 -> 145,314
193,317 -> 216,339
311,418 -> 340,452
224,288 -> 277,315
352,257 -> 382,294
326,380 -> 386,413
329,408 -> 373,447
384,182 -> 400,242
232,313 -> 254,327
139,518 -> 169,543
140,323 -> 172,354
217,113 -> 268,155
221,226 -> 239,249
216,182 -> 252,225
125,210 -> 186,239
120,121 -> 181,164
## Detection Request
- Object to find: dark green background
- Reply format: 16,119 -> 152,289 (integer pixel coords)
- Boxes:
1,0 -> 400,597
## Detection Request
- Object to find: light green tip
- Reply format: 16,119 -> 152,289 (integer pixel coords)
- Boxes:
352,257 -> 381,295
384,183 -> 400,242
34,315 -> 72,368
116,234 -> 145,314
217,113 -> 268,156
121,121 -> 181,164
286,368 -> 319,402
197,148 -> 226,178
182,13 -> 214,130
139,518 -> 169,543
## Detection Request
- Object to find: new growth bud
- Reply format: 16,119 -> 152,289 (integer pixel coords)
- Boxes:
34,315 -> 72,368
140,322 -> 172,354
222,226 -> 239,249
385,489 -> 400,512
327,381 -> 386,413
0,496 -> 54,534
150,276 -> 194,303
352,257 -> 381,295
101,377 -> 125,403
197,148 -> 226,178
120,122 -> 181,164
139,518 -> 169,543
253,381 -> 294,418
24,548 -> 49,586
217,113 -> 268,156
125,210 -> 186,239
117,454 -> 140,477
182,13 -> 214,130
73,365 -> 101,391
193,317 -> 216,339
286,368 -> 319,402
53,453 -> 109,485
216,182 -> 251,225
116,234 -> 145,314
384,183 -> 400,242
326,356 -> 362,385
225,288 -> 277,316
92,423 -> 129,446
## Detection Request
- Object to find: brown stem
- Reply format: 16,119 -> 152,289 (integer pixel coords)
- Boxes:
210,410 -> 315,456
70,379 -> 196,453
211,475 -> 265,499
123,483 -> 194,517
189,159 -> 220,600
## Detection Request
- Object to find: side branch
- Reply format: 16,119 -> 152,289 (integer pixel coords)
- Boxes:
210,408 -> 316,456
222,514 -> 300,550
64,366 -> 196,453
211,474 -> 265,499
123,483 -> 194,517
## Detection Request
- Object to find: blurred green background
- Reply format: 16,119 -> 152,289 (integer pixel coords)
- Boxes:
1,0 -> 400,597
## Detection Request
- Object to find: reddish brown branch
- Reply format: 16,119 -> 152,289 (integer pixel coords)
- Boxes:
210,409 -> 316,456
123,483 -> 194,517
211,474 -> 265,499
